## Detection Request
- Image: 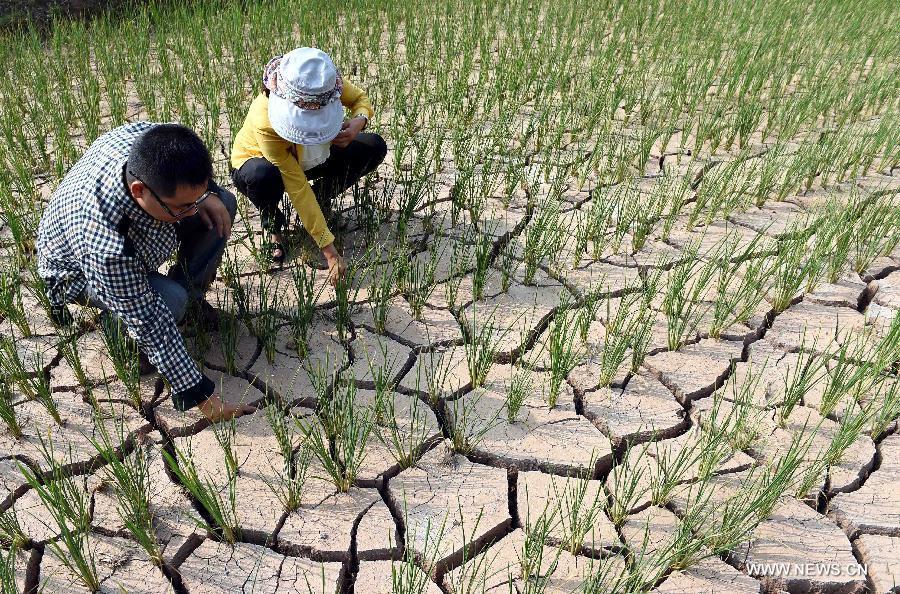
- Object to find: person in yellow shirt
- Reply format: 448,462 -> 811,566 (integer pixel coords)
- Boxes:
230,47 -> 386,283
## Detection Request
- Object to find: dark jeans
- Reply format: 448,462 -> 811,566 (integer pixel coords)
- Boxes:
231,132 -> 387,235
78,187 -> 238,323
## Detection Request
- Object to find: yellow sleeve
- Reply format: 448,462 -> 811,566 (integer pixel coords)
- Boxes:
255,127 -> 335,249
341,79 -> 374,120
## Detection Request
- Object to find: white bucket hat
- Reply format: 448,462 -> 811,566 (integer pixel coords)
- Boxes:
264,48 -> 344,146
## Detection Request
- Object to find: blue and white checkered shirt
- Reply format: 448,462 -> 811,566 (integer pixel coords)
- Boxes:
36,122 -> 206,401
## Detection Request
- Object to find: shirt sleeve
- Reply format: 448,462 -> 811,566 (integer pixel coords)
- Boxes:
255,127 -> 335,249
341,79 -> 375,120
81,250 -> 212,408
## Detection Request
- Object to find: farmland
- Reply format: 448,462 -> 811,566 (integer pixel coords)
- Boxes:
0,0 -> 899,592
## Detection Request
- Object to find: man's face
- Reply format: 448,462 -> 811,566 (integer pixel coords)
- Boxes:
129,178 -> 210,223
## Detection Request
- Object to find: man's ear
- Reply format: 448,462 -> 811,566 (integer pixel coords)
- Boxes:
129,180 -> 145,201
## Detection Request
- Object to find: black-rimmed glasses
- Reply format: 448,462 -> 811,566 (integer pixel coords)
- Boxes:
127,169 -> 214,220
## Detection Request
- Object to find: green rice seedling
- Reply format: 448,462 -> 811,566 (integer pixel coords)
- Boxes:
585,192 -> 615,262
0,382 -> 23,439
376,392 -> 432,471
0,337 -> 62,425
391,515 -> 444,594
868,377 -> 900,439
366,344 -> 398,424
0,178 -> 40,267
471,226 -> 495,301
266,404 -> 312,512
708,233 -> 770,339
571,209 -> 590,266
420,348 -> 455,405
0,507 -> 27,551
597,293 -> 641,388
875,313 -> 900,366
632,181 -> 668,252
610,183 -> 641,254
266,404 -> 297,467
609,445 -> 650,528
629,268 -> 663,373
705,432 -> 811,554
163,437 -> 240,544
660,176 -> 692,241
25,260 -> 57,329
20,435 -> 98,591
215,289 -> 240,374
59,323 -> 90,390
649,438 -> 700,507
580,551 -> 655,594
0,268 -> 31,338
368,259 -> 394,335
751,146 -> 785,208
404,245 -> 441,321
777,342 -> 827,427
0,334 -> 30,391
816,200 -> 857,283
505,365 -> 533,423
662,244 -> 715,350
211,416 -> 239,479
523,198 -> 563,285
449,391 -> 500,455
264,404 -> 309,512
99,314 -> 142,407
498,239 -> 519,293
300,374 -> 372,493
768,228 -> 817,313
691,481 -> 758,559
818,337 -> 885,418
445,239 -> 472,311
519,502 -> 560,592
334,261 -> 359,344
447,518 -> 497,594
851,195 -> 900,274
253,274 -> 282,364
546,306 -> 584,408
462,305 -> 511,389
0,540 -> 17,592
695,412 -> 735,482
289,264 -> 322,356
661,502 -> 709,573
576,292 -> 600,344
718,364 -> 767,451
689,157 -> 754,228
553,466 -> 607,555
823,405 -> 871,470
86,405 -> 161,566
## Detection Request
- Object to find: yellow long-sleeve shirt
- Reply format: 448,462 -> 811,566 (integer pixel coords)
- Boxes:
231,81 -> 374,248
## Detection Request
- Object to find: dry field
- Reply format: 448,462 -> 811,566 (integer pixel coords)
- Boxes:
1,0 -> 899,592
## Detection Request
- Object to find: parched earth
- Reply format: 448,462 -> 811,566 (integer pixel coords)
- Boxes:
1,147 -> 899,594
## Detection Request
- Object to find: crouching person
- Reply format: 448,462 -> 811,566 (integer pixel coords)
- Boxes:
36,122 -> 255,422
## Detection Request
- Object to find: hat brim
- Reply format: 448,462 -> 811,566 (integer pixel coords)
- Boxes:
268,93 -> 343,146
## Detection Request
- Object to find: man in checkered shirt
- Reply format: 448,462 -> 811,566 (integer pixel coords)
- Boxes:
37,122 -> 255,422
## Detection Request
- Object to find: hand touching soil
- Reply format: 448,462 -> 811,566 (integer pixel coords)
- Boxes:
198,394 -> 256,423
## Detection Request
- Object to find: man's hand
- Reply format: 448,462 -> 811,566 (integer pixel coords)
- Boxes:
331,117 -> 366,149
197,194 -> 233,238
197,394 -> 255,423
322,243 -> 346,287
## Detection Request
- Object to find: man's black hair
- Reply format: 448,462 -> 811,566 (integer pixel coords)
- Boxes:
126,124 -> 213,198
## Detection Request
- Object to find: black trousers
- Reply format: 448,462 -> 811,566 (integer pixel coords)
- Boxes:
231,132 -> 387,235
